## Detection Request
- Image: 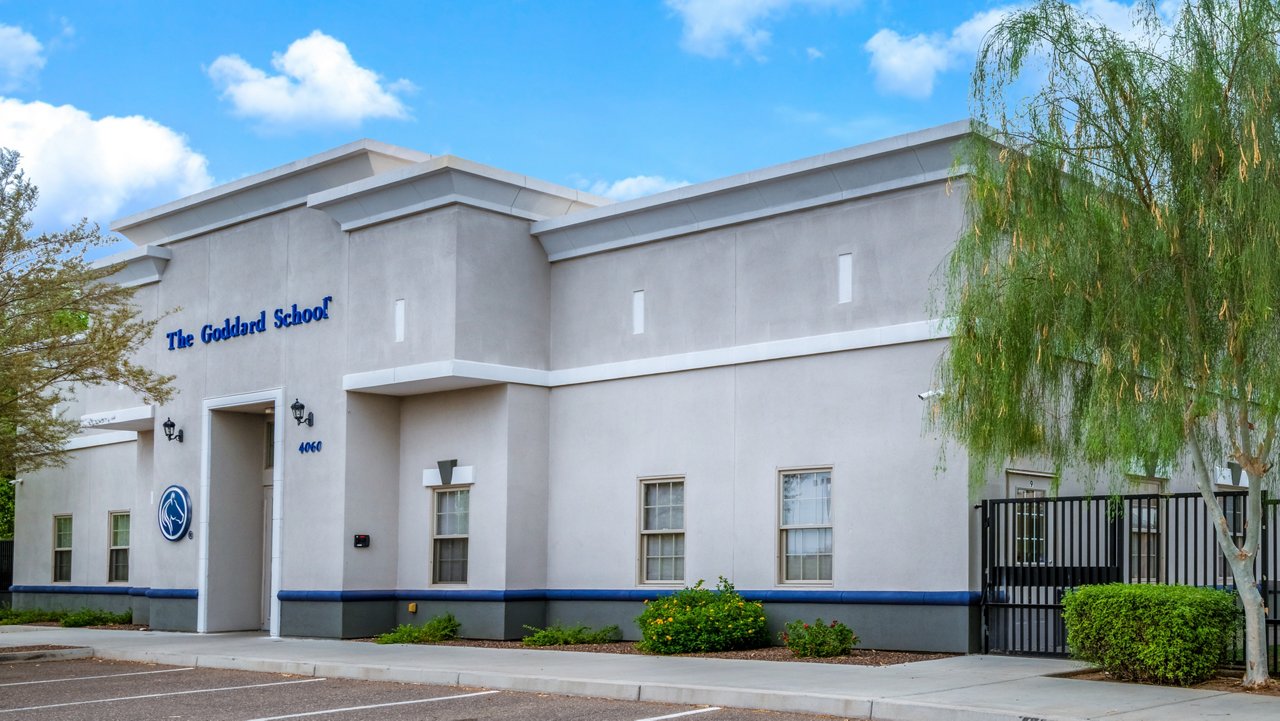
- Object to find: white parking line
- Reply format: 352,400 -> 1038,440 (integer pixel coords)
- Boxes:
0,677 -> 325,713
634,708 -> 723,721
241,689 -> 502,720
0,666 -> 196,687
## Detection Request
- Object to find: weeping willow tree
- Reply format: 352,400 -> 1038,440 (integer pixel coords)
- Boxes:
938,0 -> 1280,686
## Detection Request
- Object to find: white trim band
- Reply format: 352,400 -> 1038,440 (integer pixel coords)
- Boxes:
343,319 -> 951,395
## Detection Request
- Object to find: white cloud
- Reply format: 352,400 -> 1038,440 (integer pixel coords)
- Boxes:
0,24 -> 45,91
864,28 -> 958,99
0,98 -> 211,230
806,46 -> 824,60
208,30 -> 413,128
865,2 -> 1176,99
667,0 -> 856,59
589,175 -> 691,201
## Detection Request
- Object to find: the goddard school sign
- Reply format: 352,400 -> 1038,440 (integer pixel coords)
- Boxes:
166,296 -> 333,350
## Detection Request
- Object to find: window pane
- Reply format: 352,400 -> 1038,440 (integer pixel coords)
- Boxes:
110,548 -> 129,583
112,514 -> 130,547
644,532 -> 684,582
435,489 -> 469,535
780,472 -> 830,527
55,517 -> 72,548
54,550 -> 71,582
782,527 -> 833,582
433,538 -> 468,583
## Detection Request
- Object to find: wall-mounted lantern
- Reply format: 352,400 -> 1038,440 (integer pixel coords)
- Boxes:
162,417 -> 184,443
290,398 -> 314,427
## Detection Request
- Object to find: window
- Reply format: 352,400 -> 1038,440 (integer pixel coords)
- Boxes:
432,488 -> 469,584
108,512 -> 130,583
1127,479 -> 1161,583
1007,472 -> 1049,565
640,478 -> 684,583
779,469 -> 832,582
53,515 -> 72,582
1012,487 -> 1047,565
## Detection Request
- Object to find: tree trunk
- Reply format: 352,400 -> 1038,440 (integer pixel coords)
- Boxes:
1189,437 -> 1271,687
1225,552 -> 1271,688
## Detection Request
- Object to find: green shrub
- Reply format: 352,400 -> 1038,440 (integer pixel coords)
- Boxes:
636,577 -> 769,654
1063,584 -> 1237,685
781,618 -> 858,658
374,612 -> 461,644
522,623 -> 621,646
60,608 -> 132,627
0,608 -> 66,625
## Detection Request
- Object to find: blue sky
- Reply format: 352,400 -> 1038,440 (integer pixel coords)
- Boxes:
0,1 -> 1160,256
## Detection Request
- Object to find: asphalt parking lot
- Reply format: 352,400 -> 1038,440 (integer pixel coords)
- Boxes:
0,658 -> 858,721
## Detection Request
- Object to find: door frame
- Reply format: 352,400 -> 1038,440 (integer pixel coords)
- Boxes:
197,388 -> 285,637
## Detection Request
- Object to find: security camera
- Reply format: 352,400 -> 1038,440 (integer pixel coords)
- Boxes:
917,389 -> 944,401
8,478 -> 22,486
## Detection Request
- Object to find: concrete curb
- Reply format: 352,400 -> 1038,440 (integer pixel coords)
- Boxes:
0,647 -> 94,663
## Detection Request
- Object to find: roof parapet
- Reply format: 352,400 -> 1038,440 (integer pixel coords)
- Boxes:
531,120 -> 972,261
111,140 -> 433,246
307,155 -> 610,231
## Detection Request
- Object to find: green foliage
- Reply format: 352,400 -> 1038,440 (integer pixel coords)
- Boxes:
60,608 -> 131,627
0,148 -> 174,476
0,607 -> 130,626
635,577 -> 769,654
374,613 -> 460,644
1063,584 -> 1237,685
938,0 -> 1280,683
0,607 -> 65,624
521,623 -> 621,646
780,618 -> 859,658
0,474 -> 12,539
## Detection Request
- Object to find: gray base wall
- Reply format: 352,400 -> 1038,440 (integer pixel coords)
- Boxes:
547,600 -> 980,653
280,600 -> 397,639
254,597 -> 977,652
14,592 -> 132,615
395,600 -> 547,640
278,599 -> 547,639
148,598 -> 197,632
131,596 -> 150,626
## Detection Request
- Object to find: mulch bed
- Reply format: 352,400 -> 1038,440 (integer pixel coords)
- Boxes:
0,645 -> 83,654
12,622 -> 149,631
1064,669 -> 1280,697
365,638 -> 951,666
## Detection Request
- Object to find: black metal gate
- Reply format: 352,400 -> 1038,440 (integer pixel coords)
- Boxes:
981,491 -> 1278,673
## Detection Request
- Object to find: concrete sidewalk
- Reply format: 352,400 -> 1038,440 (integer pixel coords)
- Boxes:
1,626 -> 1276,721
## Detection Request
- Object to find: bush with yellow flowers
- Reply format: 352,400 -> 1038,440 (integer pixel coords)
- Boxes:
635,577 -> 769,654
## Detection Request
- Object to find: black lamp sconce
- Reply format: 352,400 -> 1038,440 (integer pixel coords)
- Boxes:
162,417 -> 184,443
290,398 -> 314,427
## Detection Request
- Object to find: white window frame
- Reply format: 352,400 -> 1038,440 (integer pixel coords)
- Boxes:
1126,477 -> 1163,583
638,476 -> 685,585
431,486 -> 470,585
53,514 -> 72,583
108,511 -> 130,583
778,467 -> 833,585
1006,471 -> 1052,566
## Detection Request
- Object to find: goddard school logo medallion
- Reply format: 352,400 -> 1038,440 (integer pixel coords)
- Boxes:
158,485 -> 192,541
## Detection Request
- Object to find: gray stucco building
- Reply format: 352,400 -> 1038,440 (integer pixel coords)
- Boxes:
11,121 -> 984,651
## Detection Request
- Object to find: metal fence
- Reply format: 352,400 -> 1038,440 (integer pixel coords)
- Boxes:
0,539 -> 12,597
981,491 -> 1278,673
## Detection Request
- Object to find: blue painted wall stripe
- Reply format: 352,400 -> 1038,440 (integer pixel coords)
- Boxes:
145,588 -> 198,600
276,589 -> 980,606
12,585 -> 977,606
9,585 -> 198,600
10,585 -> 133,596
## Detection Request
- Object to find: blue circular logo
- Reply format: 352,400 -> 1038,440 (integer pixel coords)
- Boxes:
157,485 -> 191,541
